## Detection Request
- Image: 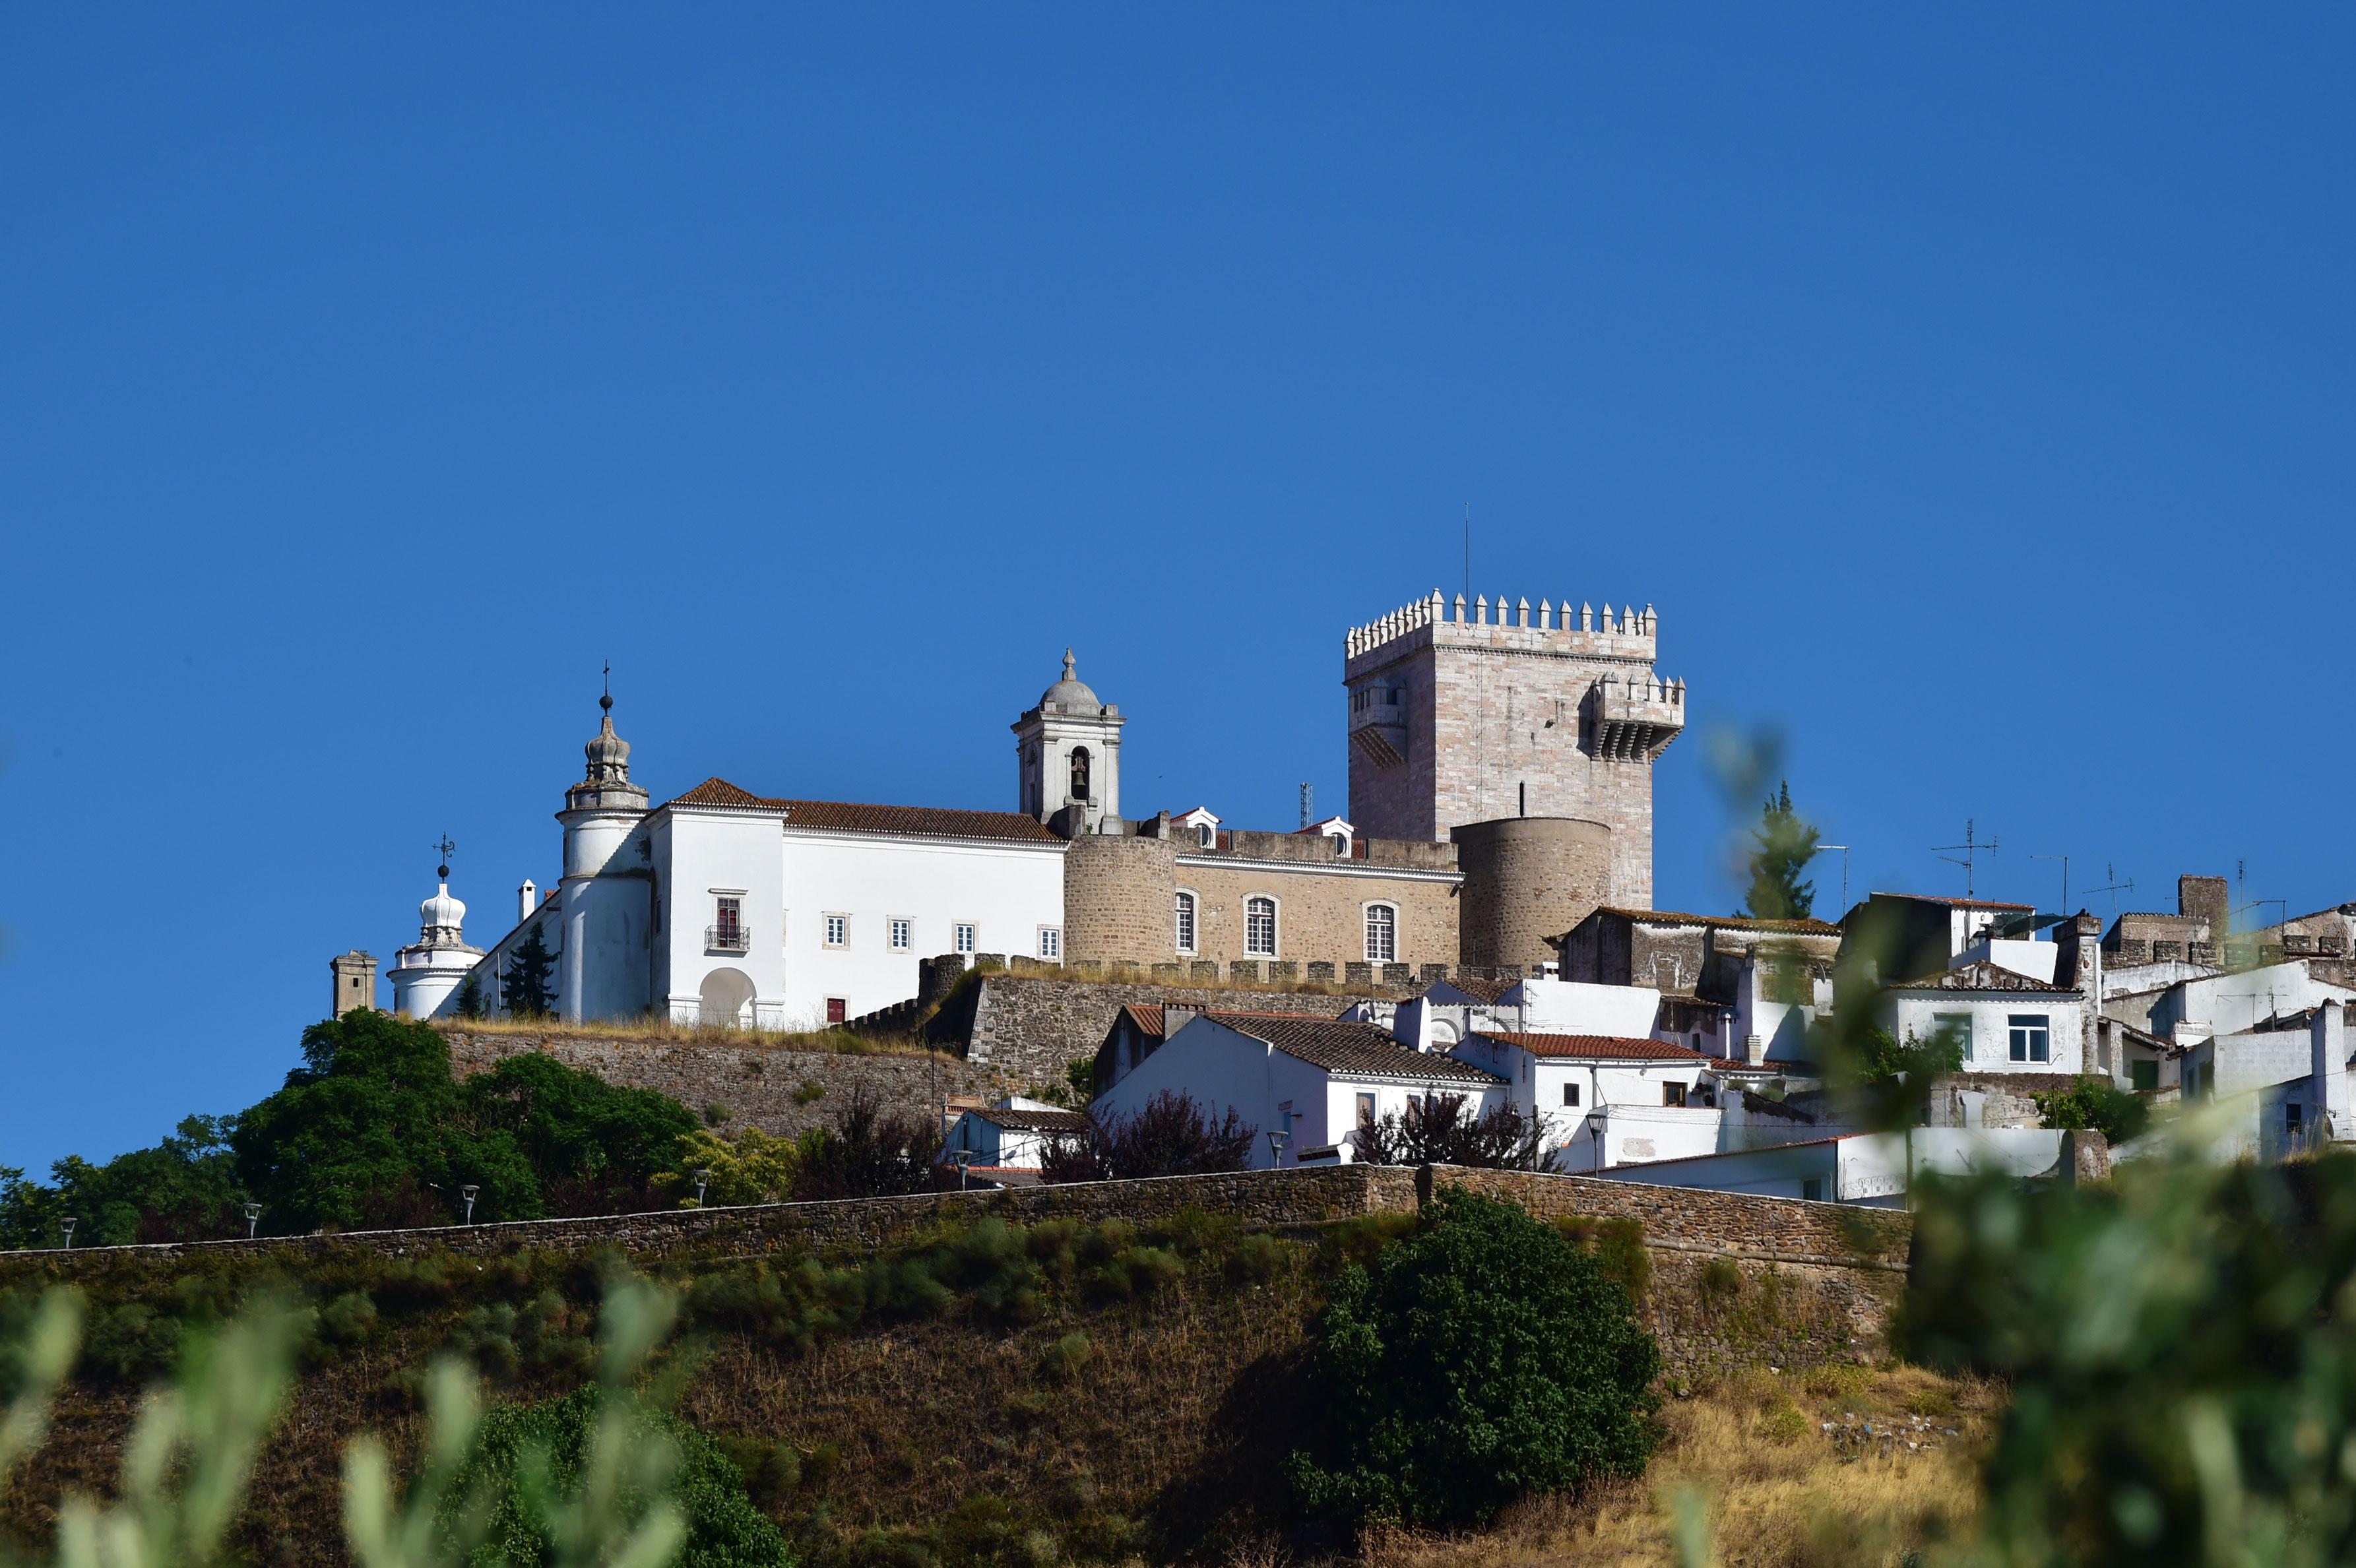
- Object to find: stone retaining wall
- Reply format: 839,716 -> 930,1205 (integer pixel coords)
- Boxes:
959,974 -> 1389,1081
0,1164 -> 1909,1371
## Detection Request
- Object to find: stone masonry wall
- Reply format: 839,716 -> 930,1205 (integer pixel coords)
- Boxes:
1455,816 -> 1614,968
959,974 -> 1389,1083
1062,833 -> 1182,966
443,1032 -> 1020,1141
1,1163 -> 1908,1371
1171,859 -> 1458,974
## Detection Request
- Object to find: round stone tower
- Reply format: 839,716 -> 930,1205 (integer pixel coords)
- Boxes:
1454,816 -> 1614,970
1062,832 -> 1181,966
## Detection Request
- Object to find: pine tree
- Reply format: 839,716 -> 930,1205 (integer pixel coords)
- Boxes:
1741,780 -> 1820,920
501,924 -> 557,1018
454,974 -> 486,1019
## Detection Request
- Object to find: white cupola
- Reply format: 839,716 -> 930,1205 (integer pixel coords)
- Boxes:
390,842 -> 486,1020
1011,648 -> 1126,836
559,677 -> 651,879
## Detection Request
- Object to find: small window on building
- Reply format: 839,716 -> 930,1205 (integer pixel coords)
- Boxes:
824,914 -> 848,949
1935,1012 -> 1973,1062
889,918 -> 912,953
2130,1059 -> 2159,1092
1333,831 -> 1351,858
1562,1082 -> 1581,1108
1356,1092 -> 1377,1126
1663,1082 -> 1687,1108
2289,1102 -> 2306,1135
1196,821 -> 1214,848
1802,1177 -> 1824,1202
2008,1013 -> 2051,1063
1364,904 -> 1397,962
954,922 -> 976,955
1038,926 -> 1062,961
1174,891 -> 1197,955
1245,896 -> 1277,957
825,997 -> 846,1025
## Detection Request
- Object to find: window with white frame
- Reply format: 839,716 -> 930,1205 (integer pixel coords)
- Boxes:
1244,896 -> 1277,957
889,918 -> 912,952
1197,821 -> 1214,848
1355,1092 -> 1376,1126
823,914 -> 848,949
1364,903 -> 1397,962
1038,926 -> 1062,960
2008,1013 -> 2050,1063
1174,891 -> 1197,954
953,922 -> 976,955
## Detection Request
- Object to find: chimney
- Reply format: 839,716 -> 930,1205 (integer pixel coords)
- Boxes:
2179,875 -> 2229,945
519,880 -> 538,924
2314,1003 -> 2353,1141
1161,1005 -> 1199,1041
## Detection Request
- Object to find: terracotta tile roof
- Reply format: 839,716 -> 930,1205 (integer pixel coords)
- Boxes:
1476,1030 -> 1713,1062
1207,1013 -> 1504,1087
1887,960 -> 2076,995
971,1107 -> 1092,1133
666,778 -> 1062,844
1583,907 -> 1842,936
1119,1003 -> 1166,1038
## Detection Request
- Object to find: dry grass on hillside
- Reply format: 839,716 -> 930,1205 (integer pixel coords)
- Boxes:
1359,1362 -> 1996,1568
428,1015 -> 949,1059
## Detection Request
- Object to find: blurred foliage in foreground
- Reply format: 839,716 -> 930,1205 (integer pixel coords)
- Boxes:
1900,1113 -> 2356,1568
0,1278 -> 788,1568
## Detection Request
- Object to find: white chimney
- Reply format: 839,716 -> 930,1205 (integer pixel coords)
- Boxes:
519,879 -> 537,924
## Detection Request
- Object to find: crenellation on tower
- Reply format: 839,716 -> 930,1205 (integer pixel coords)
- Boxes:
1343,585 -> 1683,911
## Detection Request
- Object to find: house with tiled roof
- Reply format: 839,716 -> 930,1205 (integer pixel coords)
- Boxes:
1878,960 -> 2086,1075
1449,1030 -> 1723,1171
939,1097 -> 1093,1186
1089,1007 -> 1506,1168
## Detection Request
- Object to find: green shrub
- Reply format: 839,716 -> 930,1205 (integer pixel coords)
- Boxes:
1700,1256 -> 1744,1300
1039,1329 -> 1092,1383
449,1384 -> 791,1567
319,1289 -> 379,1346
1288,1190 -> 1659,1526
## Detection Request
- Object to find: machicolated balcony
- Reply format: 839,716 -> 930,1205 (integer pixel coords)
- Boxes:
705,924 -> 751,955
1583,674 -> 1686,761
1349,685 -> 1409,768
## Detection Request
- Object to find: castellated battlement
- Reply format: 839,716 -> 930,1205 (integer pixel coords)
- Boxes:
1343,589 -> 1659,667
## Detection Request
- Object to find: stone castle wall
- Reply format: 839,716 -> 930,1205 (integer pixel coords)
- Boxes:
4,1164 -> 1909,1371
960,974 -> 1389,1082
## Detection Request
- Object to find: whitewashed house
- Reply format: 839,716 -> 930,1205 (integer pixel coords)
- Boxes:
939,1098 -> 1091,1184
1088,1008 -> 1506,1168
1597,1127 -> 2081,1208
1446,1030 -> 1717,1172
1879,961 -> 2084,1075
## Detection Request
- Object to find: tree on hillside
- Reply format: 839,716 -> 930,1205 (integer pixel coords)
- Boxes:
1040,1090 -> 1257,1183
1740,780 -> 1820,920
500,924 -> 557,1018
460,1051 -> 698,1216
790,1087 -> 943,1201
1353,1094 -> 1546,1170
1287,1189 -> 1659,1526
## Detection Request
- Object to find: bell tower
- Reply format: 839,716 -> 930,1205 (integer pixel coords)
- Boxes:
1012,648 -> 1125,836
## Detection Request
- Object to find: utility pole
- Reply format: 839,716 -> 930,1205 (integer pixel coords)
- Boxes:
1934,821 -> 1998,900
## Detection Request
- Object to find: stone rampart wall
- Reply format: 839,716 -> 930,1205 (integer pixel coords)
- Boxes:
961,975 -> 1384,1081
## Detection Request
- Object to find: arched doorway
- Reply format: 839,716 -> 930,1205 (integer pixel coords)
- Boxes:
697,967 -> 756,1028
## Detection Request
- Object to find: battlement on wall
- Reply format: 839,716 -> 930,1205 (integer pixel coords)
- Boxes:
1344,588 -> 1662,669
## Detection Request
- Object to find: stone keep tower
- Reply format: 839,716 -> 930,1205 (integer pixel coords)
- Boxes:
1344,591 -> 1685,906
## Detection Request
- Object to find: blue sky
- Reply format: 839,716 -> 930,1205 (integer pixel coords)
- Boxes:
4,7 -> 2352,1174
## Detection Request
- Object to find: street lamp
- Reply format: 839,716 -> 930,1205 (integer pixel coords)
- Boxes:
1265,1128 -> 1290,1168
243,1203 -> 263,1239
460,1185 -> 480,1225
949,1149 -> 978,1191
59,1217 -> 77,1249
692,1170 -> 713,1208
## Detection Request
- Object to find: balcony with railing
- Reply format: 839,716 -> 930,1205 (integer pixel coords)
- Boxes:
705,924 -> 751,955
1582,674 -> 1686,761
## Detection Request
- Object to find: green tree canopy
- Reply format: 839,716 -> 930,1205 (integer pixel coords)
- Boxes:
500,924 -> 557,1017
0,1115 -> 249,1250
1740,779 -> 1820,920
1287,1189 -> 1659,1526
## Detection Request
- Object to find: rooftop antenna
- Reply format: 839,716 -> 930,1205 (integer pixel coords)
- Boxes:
2084,863 -> 2134,918
1933,820 -> 1998,900
1299,783 -> 1314,830
1810,844 -> 1851,912
2031,853 -> 2070,914
433,834 -> 457,881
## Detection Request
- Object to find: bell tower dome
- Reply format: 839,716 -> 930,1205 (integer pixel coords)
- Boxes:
559,674 -> 651,879
1012,648 -> 1125,836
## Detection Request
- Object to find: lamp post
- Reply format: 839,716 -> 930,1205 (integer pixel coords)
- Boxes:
460,1185 -> 480,1226
243,1203 -> 262,1239
1265,1128 -> 1290,1168
692,1170 -> 713,1208
949,1149 -> 978,1191
59,1217 -> 77,1249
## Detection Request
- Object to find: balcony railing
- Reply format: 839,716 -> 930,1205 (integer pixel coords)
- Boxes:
705,924 -> 750,955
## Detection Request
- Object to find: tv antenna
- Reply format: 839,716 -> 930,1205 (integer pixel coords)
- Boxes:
1933,820 -> 1998,899
2031,854 -> 2069,914
2084,863 -> 2134,918
1810,844 -> 1851,912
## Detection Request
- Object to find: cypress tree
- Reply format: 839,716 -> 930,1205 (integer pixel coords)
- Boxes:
1741,780 -> 1820,920
501,924 -> 557,1018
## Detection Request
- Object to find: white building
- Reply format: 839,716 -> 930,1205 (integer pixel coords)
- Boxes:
940,1098 -> 1091,1184
1089,1007 -> 1506,1167
1369,974 -> 1663,1050
387,857 -> 483,1019
1447,1029 -> 1716,1171
410,687 -> 1068,1030
1880,960 -> 2084,1075
1600,1127 -> 2080,1207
